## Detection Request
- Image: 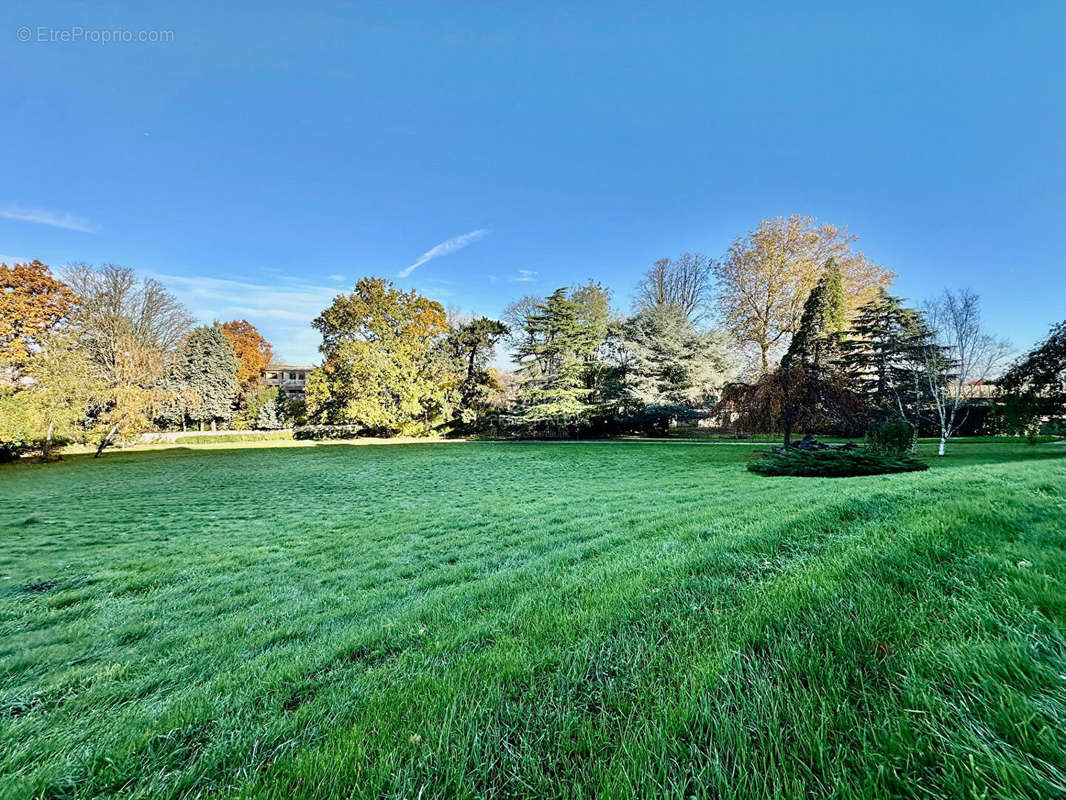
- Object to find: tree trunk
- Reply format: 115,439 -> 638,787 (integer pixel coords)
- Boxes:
910,425 -> 919,455
95,421 -> 123,458
938,435 -> 946,456
43,422 -> 54,460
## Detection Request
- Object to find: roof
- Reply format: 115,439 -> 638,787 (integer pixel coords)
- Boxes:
266,364 -> 314,371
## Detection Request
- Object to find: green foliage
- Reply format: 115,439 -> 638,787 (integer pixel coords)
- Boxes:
231,385 -> 283,430
442,316 -> 508,429
763,262 -> 859,444
277,394 -> 307,428
159,324 -> 240,429
783,258 -> 847,370
613,304 -> 732,432
843,290 -> 933,423
865,417 -> 914,454
0,334 -> 94,460
293,423 -> 367,440
513,286 -> 605,433
0,390 -> 43,461
995,318 -> 1066,435
253,387 -> 283,430
1,442 -> 1063,798
747,447 -> 929,476
307,278 -> 453,435
169,430 -> 294,444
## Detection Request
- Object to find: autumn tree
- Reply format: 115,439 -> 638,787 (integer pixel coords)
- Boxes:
634,252 -> 714,322
0,261 -> 78,370
0,331 -> 97,462
62,264 -> 194,455
63,263 -> 193,383
715,216 -> 895,372
221,320 -> 273,391
305,277 -> 452,434
91,339 -> 170,456
502,295 -> 542,354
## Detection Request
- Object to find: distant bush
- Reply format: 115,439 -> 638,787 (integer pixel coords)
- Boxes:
748,448 -> 928,477
173,430 -> 294,445
293,424 -> 365,440
1041,419 -> 1066,438
865,417 -> 913,454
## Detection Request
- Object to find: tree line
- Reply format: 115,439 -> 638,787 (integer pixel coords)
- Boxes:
2,214 -> 1063,461
0,262 -> 281,460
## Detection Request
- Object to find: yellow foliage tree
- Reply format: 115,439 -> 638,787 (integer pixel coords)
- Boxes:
715,216 -> 895,372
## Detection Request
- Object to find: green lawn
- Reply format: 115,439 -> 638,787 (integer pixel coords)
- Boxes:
2,441 -> 1065,799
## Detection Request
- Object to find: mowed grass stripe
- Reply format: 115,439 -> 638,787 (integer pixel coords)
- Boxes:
0,442 -> 1064,798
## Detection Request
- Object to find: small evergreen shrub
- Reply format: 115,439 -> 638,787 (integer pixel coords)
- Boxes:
748,448 -> 928,477
865,417 -> 914,454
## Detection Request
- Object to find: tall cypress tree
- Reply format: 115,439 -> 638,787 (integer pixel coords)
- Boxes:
783,258 -> 847,370
776,259 -> 851,445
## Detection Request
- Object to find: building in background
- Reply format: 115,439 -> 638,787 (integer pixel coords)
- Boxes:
264,364 -> 313,399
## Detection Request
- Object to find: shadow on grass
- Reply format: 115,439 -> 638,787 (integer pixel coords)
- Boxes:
918,443 -> 1066,471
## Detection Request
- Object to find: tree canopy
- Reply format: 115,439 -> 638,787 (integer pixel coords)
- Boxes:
0,261 -> 78,369
221,320 -> 273,391
715,216 -> 895,371
306,277 -> 452,435
996,318 -> 1066,433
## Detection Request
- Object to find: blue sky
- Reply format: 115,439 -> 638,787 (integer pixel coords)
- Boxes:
2,1 -> 1064,364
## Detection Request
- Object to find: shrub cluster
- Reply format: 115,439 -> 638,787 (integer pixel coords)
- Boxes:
865,417 -> 914,454
173,430 -> 293,445
292,424 -> 365,440
747,447 -> 929,477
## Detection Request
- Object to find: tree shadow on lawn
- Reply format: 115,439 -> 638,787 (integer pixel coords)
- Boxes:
918,444 -> 1066,472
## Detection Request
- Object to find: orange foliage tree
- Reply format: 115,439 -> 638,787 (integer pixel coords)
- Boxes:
221,319 -> 273,391
0,261 -> 78,368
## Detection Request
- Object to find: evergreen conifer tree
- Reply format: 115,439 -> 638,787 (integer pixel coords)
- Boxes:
514,288 -> 602,432
168,324 -> 239,431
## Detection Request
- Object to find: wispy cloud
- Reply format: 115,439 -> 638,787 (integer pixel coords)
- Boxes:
397,228 -> 488,278
149,272 -> 342,365
0,205 -> 99,233
328,273 -> 345,282
511,269 -> 537,283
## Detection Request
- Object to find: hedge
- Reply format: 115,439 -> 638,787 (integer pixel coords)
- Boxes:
747,448 -> 929,478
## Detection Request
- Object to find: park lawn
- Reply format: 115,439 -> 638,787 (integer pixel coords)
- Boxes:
1,441 -> 1065,799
